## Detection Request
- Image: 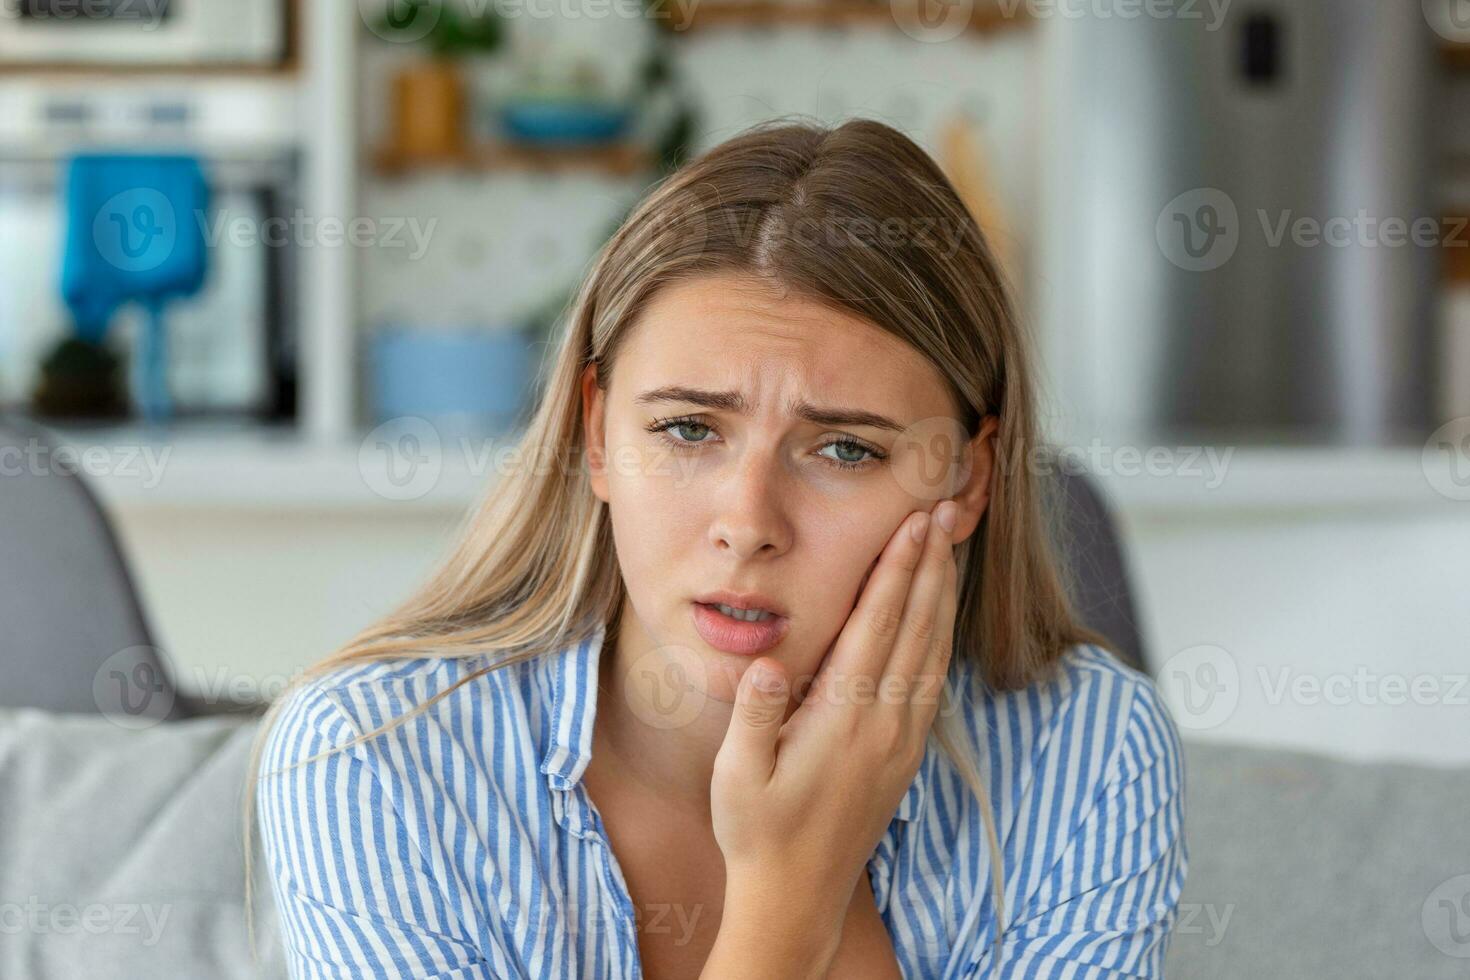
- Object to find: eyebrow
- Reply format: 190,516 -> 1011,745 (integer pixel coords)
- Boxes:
632,385 -> 906,433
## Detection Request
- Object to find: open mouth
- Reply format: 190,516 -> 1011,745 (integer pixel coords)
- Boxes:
705,602 -> 777,622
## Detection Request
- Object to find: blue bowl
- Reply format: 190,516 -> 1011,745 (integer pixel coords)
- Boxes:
500,101 -> 633,145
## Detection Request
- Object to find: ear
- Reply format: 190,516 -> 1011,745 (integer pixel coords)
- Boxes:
947,414 -> 1000,546
581,363 -> 610,503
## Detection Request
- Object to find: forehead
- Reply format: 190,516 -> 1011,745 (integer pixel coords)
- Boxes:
614,273 -> 957,421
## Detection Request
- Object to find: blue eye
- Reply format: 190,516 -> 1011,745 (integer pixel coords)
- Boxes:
667,421 -> 712,443
817,439 -> 879,470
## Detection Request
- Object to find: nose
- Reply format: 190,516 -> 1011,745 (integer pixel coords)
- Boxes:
708,445 -> 793,561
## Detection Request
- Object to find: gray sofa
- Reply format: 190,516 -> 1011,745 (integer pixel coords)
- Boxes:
2,707 -> 1464,979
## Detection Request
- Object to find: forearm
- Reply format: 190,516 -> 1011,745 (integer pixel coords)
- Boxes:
700,875 -> 846,980
822,871 -> 903,979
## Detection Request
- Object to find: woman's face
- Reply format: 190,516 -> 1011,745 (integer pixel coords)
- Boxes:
583,272 -> 994,705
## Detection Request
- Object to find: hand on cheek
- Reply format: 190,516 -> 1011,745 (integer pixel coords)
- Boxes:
854,507 -> 926,601
855,554 -> 880,602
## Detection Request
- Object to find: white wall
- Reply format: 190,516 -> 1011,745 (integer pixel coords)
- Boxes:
1122,501 -> 1470,768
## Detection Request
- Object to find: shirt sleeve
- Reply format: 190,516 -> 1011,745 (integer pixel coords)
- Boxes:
971,674 -> 1189,979
255,681 -> 501,980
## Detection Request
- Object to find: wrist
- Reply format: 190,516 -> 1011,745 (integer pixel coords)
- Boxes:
707,870 -> 848,978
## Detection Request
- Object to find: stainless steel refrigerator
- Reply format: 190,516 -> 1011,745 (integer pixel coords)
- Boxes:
1041,0 -> 1440,445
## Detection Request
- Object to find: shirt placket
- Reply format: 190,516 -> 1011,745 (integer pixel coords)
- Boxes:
550,781 -> 644,979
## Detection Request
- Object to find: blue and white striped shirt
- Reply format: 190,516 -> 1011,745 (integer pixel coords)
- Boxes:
257,624 -> 1186,979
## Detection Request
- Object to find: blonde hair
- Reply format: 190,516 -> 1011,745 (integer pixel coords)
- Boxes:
242,116 -> 1109,972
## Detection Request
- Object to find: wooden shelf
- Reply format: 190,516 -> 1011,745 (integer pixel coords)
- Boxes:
0,61 -> 297,77
1446,212 -> 1470,284
372,141 -> 653,178
656,0 -> 1031,34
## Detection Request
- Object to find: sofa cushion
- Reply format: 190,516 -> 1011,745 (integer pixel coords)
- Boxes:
4,711 -> 1466,979
0,709 -> 285,980
1167,737 -> 1470,979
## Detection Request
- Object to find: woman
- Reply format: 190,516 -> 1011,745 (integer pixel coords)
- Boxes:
246,117 -> 1186,979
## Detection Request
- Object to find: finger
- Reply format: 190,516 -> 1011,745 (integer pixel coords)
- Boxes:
883,499 -> 956,685
913,551 -> 958,718
720,657 -> 790,767
823,510 -> 930,685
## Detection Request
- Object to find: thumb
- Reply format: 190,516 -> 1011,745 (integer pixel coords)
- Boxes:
723,657 -> 790,760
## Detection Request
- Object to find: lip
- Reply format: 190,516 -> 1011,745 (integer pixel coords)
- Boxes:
691,590 -> 790,618
691,601 -> 790,656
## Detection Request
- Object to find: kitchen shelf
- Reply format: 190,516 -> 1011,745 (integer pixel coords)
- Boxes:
0,62 -> 298,76
1446,212 -> 1470,283
372,141 -> 653,178
655,0 -> 1031,34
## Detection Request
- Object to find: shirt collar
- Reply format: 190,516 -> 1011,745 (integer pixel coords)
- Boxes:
537,624 -> 604,792
535,622 -> 929,823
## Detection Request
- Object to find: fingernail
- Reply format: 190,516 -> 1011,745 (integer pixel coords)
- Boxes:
936,501 -> 958,533
909,512 -> 930,542
751,662 -> 783,693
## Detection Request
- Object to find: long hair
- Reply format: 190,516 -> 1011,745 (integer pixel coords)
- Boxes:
242,116 -> 1109,969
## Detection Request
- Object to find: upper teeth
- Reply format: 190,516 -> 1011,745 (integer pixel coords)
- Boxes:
715,603 -> 774,622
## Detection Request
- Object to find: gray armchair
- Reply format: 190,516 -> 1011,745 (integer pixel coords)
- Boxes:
0,414 -> 259,722
1045,464 -> 1150,674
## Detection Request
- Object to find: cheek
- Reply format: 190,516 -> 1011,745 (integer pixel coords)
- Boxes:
797,519 -> 892,623
604,420 -> 702,504
605,453 -> 704,593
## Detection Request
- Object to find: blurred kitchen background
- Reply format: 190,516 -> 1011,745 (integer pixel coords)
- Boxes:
2,0 -> 1468,769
